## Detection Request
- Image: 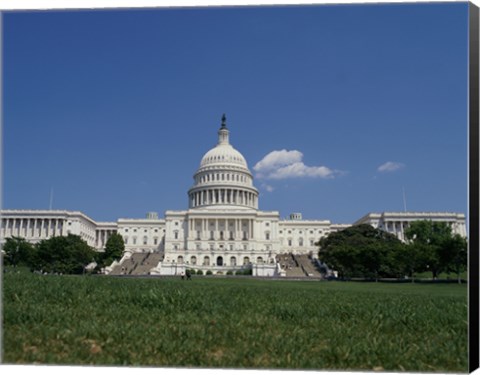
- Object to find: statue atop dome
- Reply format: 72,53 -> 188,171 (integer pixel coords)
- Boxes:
221,114 -> 227,129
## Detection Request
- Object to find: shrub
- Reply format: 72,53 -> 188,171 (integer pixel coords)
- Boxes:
226,270 -> 233,275
196,270 -> 203,275
206,270 -> 213,275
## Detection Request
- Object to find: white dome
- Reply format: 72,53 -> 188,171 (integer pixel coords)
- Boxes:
188,115 -> 259,210
200,144 -> 248,169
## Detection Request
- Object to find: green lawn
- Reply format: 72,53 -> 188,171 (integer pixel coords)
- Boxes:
2,270 -> 468,372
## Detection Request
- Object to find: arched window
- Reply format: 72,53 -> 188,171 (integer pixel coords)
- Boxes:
217,256 -> 223,266
177,256 -> 184,264
299,238 -> 304,247
143,236 -> 148,245
191,256 -> 197,265
230,256 -> 237,266
256,257 -> 264,264
243,256 -> 250,265
204,256 -> 210,266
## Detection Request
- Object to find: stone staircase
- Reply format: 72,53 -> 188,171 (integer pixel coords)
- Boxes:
109,252 -> 163,276
131,252 -> 163,275
275,253 -> 324,278
294,254 -> 323,277
276,253 -> 307,278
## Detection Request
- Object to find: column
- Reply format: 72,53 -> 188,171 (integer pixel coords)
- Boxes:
33,219 -> 37,238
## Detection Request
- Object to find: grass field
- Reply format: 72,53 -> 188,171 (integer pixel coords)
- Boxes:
2,270 -> 468,372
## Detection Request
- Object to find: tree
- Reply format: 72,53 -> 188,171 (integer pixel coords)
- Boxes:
405,220 -> 454,279
318,224 -> 405,280
97,233 -> 125,268
438,234 -> 467,283
3,236 -> 35,268
35,234 -> 97,274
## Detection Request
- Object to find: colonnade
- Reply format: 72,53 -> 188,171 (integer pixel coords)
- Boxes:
189,188 -> 258,208
383,219 -> 463,242
187,217 -> 255,241
1,217 -> 66,239
383,221 -> 408,241
95,229 -> 116,248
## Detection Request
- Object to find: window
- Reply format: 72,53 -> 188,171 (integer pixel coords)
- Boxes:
143,236 -> 148,245
154,238 -> 158,245
175,222 -> 178,226
288,239 -> 292,246
191,256 -> 197,265
124,236 -> 128,244
133,237 -> 137,245
134,229 -> 137,232
299,238 -> 304,246
154,229 -> 158,232
266,222 -> 270,227
144,229 -> 147,233
174,231 -> 178,239
310,240 -> 314,246
265,232 -> 270,240
125,228 -> 129,232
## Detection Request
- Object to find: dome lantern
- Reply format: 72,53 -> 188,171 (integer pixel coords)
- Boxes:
188,115 -> 259,210
218,113 -> 229,145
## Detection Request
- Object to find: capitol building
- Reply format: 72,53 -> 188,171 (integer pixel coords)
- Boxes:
0,116 -> 467,277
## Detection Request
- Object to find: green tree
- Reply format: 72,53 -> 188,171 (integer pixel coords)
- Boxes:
405,220 -> 454,279
3,236 -> 35,268
439,234 -> 467,283
318,224 -> 405,280
35,234 -> 96,274
97,233 -> 125,268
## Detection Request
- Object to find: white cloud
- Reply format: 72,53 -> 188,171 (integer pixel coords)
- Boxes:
377,161 -> 405,172
254,149 -> 341,180
261,183 -> 275,192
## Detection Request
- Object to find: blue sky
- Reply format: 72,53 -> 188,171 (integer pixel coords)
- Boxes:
2,2 -> 469,224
